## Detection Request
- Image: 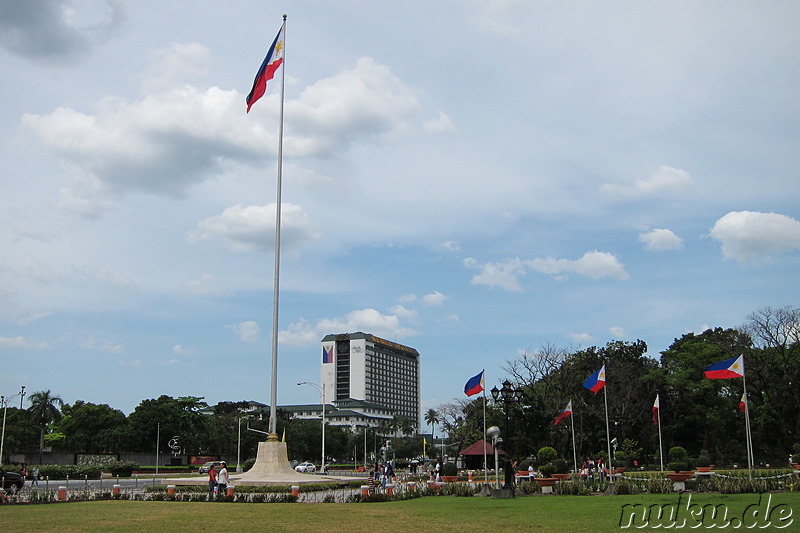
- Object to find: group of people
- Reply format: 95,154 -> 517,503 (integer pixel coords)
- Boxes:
579,457 -> 606,479
366,461 -> 397,494
206,461 -> 229,496
19,463 -> 40,486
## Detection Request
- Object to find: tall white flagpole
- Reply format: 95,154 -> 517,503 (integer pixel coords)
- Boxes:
742,368 -> 754,479
656,394 -> 664,472
268,15 -> 287,439
603,385 -> 613,482
569,399 -> 577,474
483,389 -> 488,484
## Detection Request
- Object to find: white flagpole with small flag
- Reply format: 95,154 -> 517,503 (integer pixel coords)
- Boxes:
654,394 -> 664,472
569,400 -> 577,474
464,370 -> 487,483
583,365 -> 612,482
704,354 -> 753,479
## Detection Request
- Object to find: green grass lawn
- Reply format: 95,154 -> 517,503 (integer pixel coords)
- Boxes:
4,492 -> 798,532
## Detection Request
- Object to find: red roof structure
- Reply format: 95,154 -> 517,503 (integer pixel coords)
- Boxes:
459,440 -> 505,469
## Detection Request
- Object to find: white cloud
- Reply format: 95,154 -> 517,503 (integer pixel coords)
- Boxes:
280,308 -> 417,347
609,326 -> 626,338
186,274 -> 226,296
172,345 -> 193,355
527,251 -> 629,281
422,291 -> 449,307
601,165 -> 692,197
423,111 -> 456,133
228,321 -> 260,343
398,293 -> 416,304
569,332 -> 594,344
464,257 -> 527,292
191,203 -> 318,254
140,42 -> 211,93
442,241 -> 461,252
639,228 -> 684,252
0,336 -> 49,350
709,211 -> 800,263
465,251 -> 629,291
80,336 -> 124,354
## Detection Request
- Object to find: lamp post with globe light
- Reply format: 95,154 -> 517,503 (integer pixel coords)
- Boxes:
297,381 -> 326,472
490,380 -> 522,490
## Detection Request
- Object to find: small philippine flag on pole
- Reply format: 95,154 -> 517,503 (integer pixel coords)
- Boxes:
246,23 -> 285,113
582,365 -> 606,394
739,393 -> 747,412
464,370 -> 485,397
553,400 -> 573,426
652,394 -> 660,425
704,355 -> 745,379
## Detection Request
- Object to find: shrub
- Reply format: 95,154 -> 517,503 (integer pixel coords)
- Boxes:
441,462 -> 457,476
539,464 -> 556,478
696,453 -> 711,467
106,460 -> 139,477
667,461 -> 689,473
552,458 -> 569,474
537,446 -> 558,464
668,446 -> 688,462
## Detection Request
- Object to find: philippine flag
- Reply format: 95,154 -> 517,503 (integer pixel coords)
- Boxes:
246,24 -> 285,113
464,370 -> 485,397
739,393 -> 747,412
582,365 -> 606,394
322,345 -> 333,364
553,401 -> 573,426
652,394 -> 660,425
704,355 -> 745,379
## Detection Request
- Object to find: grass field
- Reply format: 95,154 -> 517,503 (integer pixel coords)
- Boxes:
3,492 -> 798,532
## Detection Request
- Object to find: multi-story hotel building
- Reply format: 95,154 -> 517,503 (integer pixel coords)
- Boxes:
320,332 -> 420,432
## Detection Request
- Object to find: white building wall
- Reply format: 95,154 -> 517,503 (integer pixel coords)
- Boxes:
349,338 -> 367,399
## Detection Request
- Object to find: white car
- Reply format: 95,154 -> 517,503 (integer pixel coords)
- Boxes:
294,462 -> 316,473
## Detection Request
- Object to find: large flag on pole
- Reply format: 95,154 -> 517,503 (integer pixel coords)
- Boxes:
553,400 -> 573,426
583,365 -> 606,394
652,394 -> 660,425
464,370 -> 485,397
704,355 -> 744,379
246,24 -> 286,112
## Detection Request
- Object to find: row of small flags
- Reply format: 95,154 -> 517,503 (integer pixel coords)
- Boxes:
463,354 -> 747,425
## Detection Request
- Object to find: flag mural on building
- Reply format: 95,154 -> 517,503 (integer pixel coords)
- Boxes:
464,370 -> 485,397
704,355 -> 745,379
554,400 -> 573,426
652,394 -> 660,425
246,24 -> 285,112
582,365 -> 606,394
322,345 -> 333,364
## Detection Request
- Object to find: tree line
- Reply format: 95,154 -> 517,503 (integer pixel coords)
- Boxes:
2,394 -> 421,466
427,306 -> 800,469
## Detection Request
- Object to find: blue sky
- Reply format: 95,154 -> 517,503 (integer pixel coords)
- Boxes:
1,0 -> 799,421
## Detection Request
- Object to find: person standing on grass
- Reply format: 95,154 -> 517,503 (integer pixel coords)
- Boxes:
208,464 -> 218,496
217,461 -> 229,495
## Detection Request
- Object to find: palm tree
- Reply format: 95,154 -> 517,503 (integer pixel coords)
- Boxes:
28,390 -> 64,463
424,408 -> 439,457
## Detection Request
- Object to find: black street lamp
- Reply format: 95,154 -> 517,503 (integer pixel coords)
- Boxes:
491,379 -> 523,490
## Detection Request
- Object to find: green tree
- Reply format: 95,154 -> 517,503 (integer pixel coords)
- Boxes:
660,328 -> 752,463
27,390 -> 64,462
126,395 -> 210,454
57,401 -> 128,453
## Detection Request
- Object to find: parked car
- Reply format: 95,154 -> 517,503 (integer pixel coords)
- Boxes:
294,462 -> 316,473
0,468 -> 24,493
198,461 -> 222,474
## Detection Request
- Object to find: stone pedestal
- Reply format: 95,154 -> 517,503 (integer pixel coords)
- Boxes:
491,487 -> 515,499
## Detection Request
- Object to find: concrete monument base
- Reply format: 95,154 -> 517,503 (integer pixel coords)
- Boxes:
166,436 -> 350,486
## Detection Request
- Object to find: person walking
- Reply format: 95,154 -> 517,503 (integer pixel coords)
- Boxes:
217,461 -> 229,496
208,464 -> 218,496
32,466 -> 39,487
